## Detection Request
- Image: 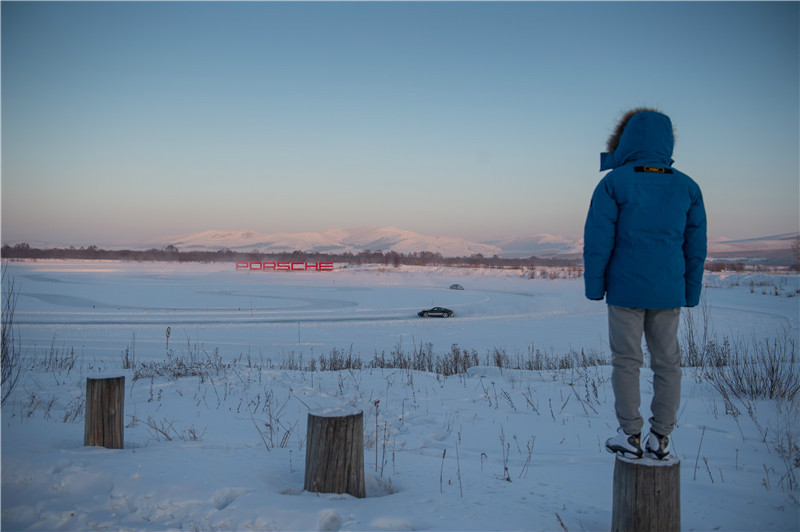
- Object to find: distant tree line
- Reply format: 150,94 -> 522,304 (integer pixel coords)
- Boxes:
1,242 -> 581,269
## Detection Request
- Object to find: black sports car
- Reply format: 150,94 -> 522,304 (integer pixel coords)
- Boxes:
417,307 -> 454,318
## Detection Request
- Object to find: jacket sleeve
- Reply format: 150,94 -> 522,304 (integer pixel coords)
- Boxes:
583,177 -> 618,301
683,185 -> 707,307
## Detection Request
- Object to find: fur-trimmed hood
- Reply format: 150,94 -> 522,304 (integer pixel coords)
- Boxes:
600,110 -> 674,171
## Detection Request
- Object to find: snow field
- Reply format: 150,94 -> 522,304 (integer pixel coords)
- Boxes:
2,260 -> 799,531
4,262 -> 608,362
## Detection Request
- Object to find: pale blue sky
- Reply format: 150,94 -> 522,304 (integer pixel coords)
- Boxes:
2,1 -> 798,246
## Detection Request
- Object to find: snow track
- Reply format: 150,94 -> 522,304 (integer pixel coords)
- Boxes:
6,261 -> 797,363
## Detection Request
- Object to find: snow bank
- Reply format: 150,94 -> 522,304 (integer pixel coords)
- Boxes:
1,261 -> 798,531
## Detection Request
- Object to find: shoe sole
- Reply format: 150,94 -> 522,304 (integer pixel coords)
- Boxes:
605,444 -> 643,459
645,449 -> 672,460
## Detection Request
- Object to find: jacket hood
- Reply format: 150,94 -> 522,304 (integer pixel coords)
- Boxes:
600,111 -> 674,171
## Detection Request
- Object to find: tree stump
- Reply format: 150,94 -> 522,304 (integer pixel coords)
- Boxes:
84,376 -> 125,449
612,455 -> 680,532
304,410 -> 365,498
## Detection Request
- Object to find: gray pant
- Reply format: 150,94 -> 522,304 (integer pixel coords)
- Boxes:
608,305 -> 682,437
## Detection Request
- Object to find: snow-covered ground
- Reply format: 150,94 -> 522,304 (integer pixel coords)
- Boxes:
2,260 -> 798,531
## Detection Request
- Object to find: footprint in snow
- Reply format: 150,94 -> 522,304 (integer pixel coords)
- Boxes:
211,487 -> 253,510
319,509 -> 342,531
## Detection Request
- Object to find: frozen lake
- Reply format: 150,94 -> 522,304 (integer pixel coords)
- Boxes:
5,260 -> 798,365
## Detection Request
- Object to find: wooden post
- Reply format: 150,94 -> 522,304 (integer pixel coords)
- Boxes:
304,410 -> 365,498
612,455 -> 680,532
84,376 -> 125,449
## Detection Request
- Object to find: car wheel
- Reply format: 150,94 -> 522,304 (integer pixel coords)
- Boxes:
423,312 -> 429,317
443,312 -> 450,318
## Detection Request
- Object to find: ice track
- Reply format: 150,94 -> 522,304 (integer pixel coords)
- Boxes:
5,261 -> 797,364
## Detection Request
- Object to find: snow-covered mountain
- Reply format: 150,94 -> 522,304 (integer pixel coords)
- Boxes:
129,227 -> 504,258
120,228 -> 799,259
707,232 -> 799,253
484,234 -> 583,258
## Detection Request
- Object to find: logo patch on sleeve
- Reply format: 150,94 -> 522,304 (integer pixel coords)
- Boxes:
635,166 -> 674,174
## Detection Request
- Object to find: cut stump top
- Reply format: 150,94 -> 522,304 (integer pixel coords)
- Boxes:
615,455 -> 681,468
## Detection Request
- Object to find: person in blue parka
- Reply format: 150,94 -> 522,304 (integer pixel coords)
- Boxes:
584,108 -> 706,460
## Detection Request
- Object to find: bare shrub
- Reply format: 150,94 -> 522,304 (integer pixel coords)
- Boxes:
327,343 -> 606,377
705,332 -> 798,402
134,345 -> 232,382
32,339 -> 78,377
121,333 -> 136,370
131,415 -> 206,442
680,298 -> 732,368
2,269 -> 22,405
513,346 -> 608,371
437,344 -> 480,376
318,345 -> 361,371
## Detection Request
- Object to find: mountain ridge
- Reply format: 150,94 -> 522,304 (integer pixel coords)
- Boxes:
123,226 -> 505,258
112,227 -> 798,259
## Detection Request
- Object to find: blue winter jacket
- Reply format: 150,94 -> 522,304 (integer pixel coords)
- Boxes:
583,111 -> 707,309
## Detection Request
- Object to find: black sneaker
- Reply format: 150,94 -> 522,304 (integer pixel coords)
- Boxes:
605,428 -> 643,458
